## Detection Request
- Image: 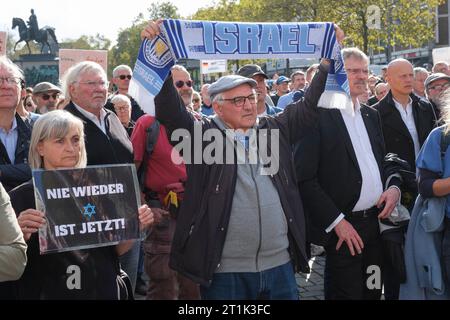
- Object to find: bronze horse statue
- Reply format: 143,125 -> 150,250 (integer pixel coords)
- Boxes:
12,17 -> 58,54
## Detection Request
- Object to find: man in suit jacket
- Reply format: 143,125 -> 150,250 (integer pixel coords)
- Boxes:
295,48 -> 401,300
0,57 -> 32,192
373,59 -> 437,300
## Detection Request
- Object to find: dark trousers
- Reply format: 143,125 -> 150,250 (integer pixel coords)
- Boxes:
381,238 -> 401,300
144,218 -> 199,300
324,214 -> 383,300
443,217 -> 450,290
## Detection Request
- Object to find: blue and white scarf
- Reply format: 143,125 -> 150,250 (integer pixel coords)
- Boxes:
129,19 -> 349,115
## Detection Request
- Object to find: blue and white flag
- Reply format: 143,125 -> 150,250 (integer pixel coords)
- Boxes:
129,19 -> 349,115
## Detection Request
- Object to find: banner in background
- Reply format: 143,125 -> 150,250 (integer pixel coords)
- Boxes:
33,164 -> 141,254
59,48 -> 108,79
0,32 -> 7,56
432,47 -> 450,65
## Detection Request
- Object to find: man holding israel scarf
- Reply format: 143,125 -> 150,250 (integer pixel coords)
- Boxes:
142,21 -> 343,300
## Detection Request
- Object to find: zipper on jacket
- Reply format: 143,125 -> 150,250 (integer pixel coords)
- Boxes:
282,169 -> 289,185
250,165 -> 262,271
215,167 -> 224,193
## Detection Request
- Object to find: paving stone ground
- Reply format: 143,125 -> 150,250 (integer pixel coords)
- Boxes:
296,255 -> 325,300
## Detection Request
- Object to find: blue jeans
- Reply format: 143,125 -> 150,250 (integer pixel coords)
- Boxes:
200,261 -> 298,300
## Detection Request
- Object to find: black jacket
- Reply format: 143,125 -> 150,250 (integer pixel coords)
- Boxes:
0,113 -> 32,192
374,91 -> 436,173
155,63 -> 329,286
65,103 -> 133,166
295,105 -> 401,246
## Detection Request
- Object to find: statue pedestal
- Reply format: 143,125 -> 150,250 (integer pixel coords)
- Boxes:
18,53 -> 57,62
14,53 -> 59,87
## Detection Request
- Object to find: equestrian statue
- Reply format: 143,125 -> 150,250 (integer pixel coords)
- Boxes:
12,9 -> 59,54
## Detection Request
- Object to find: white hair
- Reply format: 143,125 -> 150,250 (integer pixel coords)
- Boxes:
112,65 -> 132,78
171,64 -> 189,74
341,47 -> 369,64
61,61 -> 106,100
0,56 -> 24,81
110,94 -> 131,106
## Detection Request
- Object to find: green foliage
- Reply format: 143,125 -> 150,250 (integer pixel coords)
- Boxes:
108,1 -> 181,76
60,34 -> 111,51
191,0 -> 444,57
148,1 -> 181,20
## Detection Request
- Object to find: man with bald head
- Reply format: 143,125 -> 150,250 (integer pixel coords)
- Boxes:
374,58 -> 436,300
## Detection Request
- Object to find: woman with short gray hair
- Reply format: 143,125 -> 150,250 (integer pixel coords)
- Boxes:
110,94 -> 134,137
7,110 -> 154,299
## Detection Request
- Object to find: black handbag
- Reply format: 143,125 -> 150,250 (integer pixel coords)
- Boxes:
116,269 -> 134,300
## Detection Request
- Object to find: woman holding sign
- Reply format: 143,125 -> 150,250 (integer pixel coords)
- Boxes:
7,110 -> 154,300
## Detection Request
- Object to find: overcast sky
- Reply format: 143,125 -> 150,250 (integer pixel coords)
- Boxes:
2,0 -> 212,43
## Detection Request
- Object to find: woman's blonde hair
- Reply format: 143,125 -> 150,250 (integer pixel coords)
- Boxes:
29,110 -> 87,169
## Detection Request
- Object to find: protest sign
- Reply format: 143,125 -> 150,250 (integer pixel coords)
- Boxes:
0,32 -> 7,56
59,48 -> 107,79
33,164 -> 141,254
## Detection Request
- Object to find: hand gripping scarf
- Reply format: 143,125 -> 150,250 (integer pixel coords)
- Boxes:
129,19 -> 350,115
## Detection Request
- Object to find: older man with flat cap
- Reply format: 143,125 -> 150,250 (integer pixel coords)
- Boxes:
32,82 -> 61,114
425,72 -> 450,121
141,20 -> 343,300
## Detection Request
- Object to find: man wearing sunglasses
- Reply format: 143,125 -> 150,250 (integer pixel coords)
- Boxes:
106,65 -> 145,122
32,82 -> 61,114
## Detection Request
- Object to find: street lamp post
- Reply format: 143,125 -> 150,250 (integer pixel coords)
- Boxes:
385,0 -> 392,63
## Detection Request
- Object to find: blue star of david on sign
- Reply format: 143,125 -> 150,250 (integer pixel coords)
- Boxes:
82,203 -> 96,219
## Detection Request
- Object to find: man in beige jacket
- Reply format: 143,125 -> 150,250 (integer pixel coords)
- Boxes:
0,182 -> 27,282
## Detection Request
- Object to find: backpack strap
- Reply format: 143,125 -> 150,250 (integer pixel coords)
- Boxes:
138,119 -> 160,191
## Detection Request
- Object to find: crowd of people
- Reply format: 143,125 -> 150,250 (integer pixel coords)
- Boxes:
1,19 -> 450,301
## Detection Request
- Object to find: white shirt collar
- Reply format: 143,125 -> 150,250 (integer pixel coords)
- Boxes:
73,103 -> 108,134
393,96 -> 413,112
341,98 -> 361,117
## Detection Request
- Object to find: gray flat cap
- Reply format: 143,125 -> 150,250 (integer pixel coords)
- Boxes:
208,75 -> 257,101
33,82 -> 62,95
424,73 -> 450,88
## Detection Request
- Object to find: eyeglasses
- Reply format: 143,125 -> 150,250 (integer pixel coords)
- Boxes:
41,93 -> 59,100
428,82 -> 450,91
77,80 -> 108,88
345,68 -> 369,75
118,75 -> 132,80
192,98 -> 200,103
175,80 -> 193,88
219,93 -> 257,108
114,105 -> 130,112
0,77 -> 22,86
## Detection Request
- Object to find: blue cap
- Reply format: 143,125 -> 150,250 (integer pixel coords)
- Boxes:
276,76 -> 290,85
